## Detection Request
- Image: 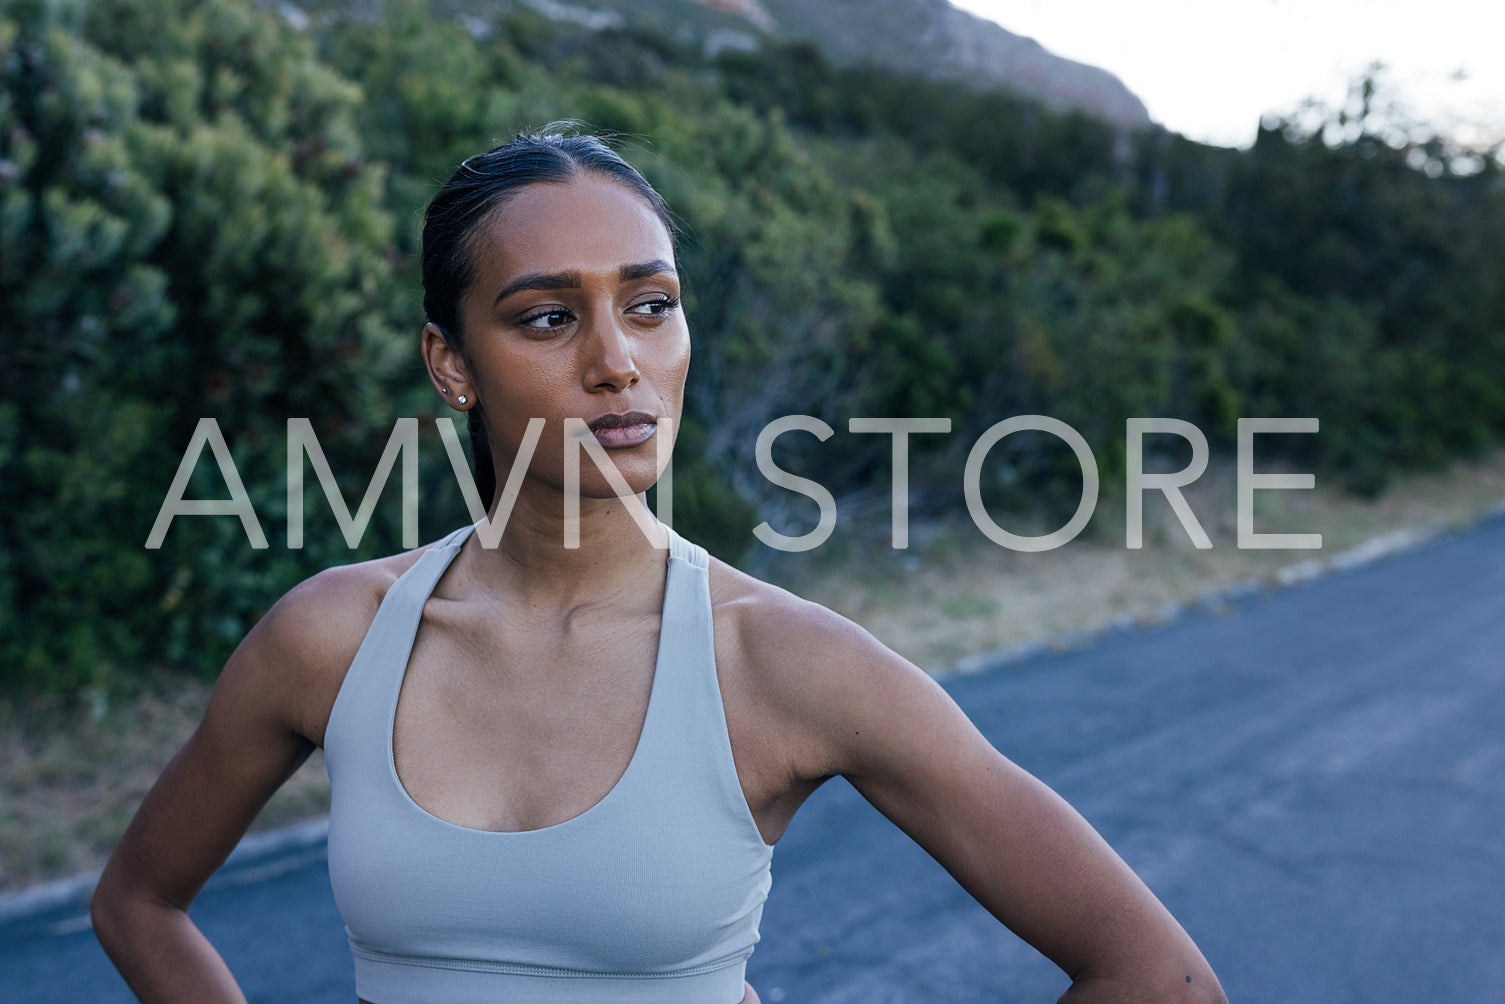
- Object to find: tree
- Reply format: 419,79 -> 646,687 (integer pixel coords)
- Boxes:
1,0 -> 408,696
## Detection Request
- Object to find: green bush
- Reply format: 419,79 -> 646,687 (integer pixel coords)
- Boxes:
1,0 -> 413,695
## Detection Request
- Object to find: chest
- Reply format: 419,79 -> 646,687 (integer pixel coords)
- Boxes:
391,602 -> 662,833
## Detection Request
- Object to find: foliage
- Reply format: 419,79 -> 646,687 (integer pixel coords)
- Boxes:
4,1 -> 1503,698
1,0 -> 413,695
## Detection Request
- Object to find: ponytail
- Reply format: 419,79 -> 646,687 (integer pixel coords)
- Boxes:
466,406 -> 497,512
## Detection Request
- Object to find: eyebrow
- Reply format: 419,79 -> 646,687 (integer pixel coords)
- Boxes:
619,259 -> 677,283
492,260 -> 678,307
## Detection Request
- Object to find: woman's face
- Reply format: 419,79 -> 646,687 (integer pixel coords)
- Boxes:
446,173 -> 689,501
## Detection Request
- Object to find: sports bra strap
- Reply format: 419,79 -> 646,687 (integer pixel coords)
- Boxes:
665,523 -> 708,571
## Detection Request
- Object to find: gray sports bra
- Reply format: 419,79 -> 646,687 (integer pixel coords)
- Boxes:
324,523 -> 774,1003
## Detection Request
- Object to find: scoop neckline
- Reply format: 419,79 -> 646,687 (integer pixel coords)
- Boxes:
384,525 -> 678,837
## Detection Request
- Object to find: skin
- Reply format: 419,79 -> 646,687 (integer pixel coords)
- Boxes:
92,173 -> 1227,1004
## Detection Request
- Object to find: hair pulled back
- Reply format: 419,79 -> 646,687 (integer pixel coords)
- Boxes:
421,125 -> 676,509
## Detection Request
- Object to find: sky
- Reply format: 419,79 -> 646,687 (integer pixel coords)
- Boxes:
948,0 -> 1505,149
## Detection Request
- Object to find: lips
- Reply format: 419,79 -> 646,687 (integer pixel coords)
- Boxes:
586,410 -> 657,448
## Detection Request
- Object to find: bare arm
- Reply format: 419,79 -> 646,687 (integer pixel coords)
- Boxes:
91,566 -> 375,1002
740,594 -> 1226,1003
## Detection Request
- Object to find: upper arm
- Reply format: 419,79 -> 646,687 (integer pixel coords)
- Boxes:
98,564 -> 376,909
741,596 -> 1223,1001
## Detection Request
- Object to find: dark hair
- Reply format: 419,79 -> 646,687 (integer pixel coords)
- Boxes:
421,125 -> 677,509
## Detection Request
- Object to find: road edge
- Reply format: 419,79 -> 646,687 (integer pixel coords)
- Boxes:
932,501 -> 1505,677
0,817 -> 330,935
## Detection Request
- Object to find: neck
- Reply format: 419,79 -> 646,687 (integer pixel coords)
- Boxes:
461,479 -> 669,610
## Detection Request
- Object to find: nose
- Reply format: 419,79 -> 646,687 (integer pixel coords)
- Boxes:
582,312 -> 640,392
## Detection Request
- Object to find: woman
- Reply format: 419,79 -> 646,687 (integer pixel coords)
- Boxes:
92,129 -> 1226,1003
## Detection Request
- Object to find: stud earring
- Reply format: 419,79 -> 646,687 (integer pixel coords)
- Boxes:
457,395 -> 468,405
441,388 -> 450,395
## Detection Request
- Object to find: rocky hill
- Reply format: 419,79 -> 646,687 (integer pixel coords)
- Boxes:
498,0 -> 1152,131
746,0 -> 1150,130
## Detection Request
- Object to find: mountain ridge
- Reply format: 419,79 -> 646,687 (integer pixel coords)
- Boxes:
504,0 -> 1152,131
743,0 -> 1150,130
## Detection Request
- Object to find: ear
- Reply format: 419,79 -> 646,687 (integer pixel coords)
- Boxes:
421,323 -> 477,410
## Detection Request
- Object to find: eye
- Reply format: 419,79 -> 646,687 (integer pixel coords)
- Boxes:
519,308 -> 575,330
627,296 -> 680,317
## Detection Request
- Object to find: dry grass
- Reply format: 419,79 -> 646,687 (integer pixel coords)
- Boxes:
757,448 -> 1505,671
2,448 -> 1503,896
0,686 -> 329,895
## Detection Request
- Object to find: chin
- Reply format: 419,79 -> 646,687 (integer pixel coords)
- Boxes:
575,460 -> 665,502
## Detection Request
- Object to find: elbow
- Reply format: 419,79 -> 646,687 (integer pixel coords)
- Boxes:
1185,980 -> 1228,1004
1060,979 -> 1226,1004
90,864 -> 129,955
1163,974 -> 1227,1004
1144,964 -> 1229,1004
1059,958 -> 1227,1004
1169,945 -> 1227,1003
90,854 -> 165,959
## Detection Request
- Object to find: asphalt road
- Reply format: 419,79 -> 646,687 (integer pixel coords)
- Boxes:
3,515 -> 1503,1002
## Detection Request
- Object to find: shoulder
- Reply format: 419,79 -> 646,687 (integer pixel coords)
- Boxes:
216,541 -> 440,745
708,559 -> 893,688
708,558 -> 957,781
256,548 -> 421,666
